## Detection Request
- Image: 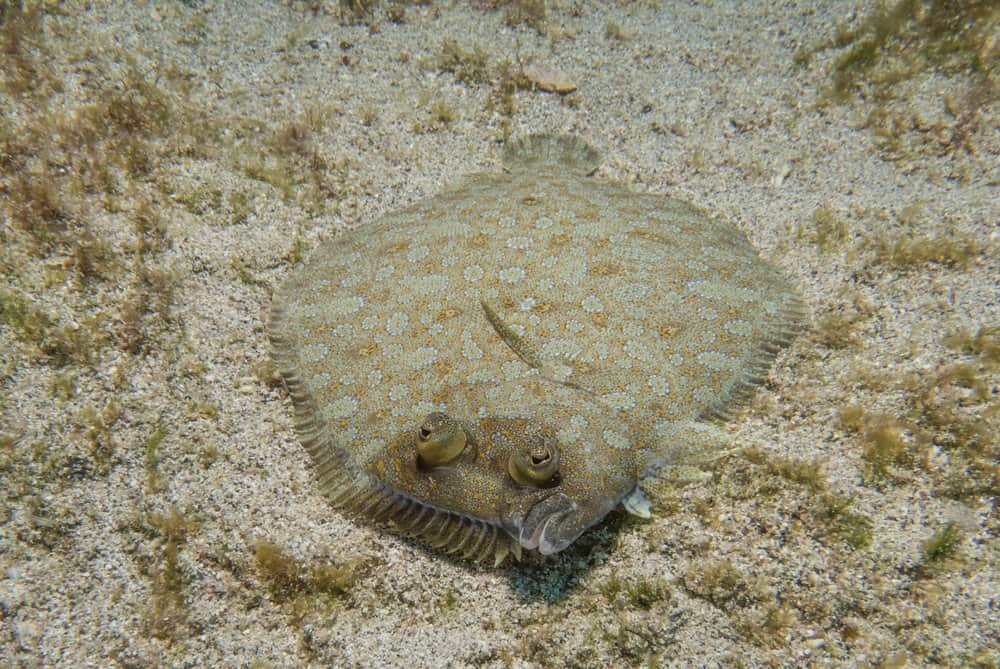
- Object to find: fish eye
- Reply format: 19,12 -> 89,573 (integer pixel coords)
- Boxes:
416,412 -> 467,468
508,440 -> 560,487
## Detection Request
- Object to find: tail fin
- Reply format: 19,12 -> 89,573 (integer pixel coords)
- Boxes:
502,133 -> 601,176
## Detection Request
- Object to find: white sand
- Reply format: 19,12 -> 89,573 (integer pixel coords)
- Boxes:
1,1 -> 996,667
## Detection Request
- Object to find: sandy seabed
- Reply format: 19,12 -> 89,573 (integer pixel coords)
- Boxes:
1,1 -> 997,667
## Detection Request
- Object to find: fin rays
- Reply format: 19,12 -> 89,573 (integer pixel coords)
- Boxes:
698,291 -> 807,423
323,474 -> 517,565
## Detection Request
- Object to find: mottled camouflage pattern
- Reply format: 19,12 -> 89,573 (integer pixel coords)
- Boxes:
269,134 -> 804,565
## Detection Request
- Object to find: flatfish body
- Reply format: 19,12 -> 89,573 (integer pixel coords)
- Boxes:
269,134 -> 805,565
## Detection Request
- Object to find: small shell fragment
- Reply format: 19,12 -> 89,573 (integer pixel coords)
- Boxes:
522,62 -> 577,94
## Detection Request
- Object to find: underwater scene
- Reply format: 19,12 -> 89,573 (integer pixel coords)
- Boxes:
1,0 -> 997,666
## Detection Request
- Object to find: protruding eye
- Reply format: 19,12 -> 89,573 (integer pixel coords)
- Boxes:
416,412 -> 467,467
508,440 -> 560,487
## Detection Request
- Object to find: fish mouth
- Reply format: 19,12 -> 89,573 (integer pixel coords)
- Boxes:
518,492 -> 578,554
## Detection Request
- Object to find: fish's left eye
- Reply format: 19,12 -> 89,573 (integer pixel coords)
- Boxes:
508,441 -> 560,487
416,412 -> 467,468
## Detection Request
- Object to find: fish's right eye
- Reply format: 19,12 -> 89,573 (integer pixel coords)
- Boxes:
416,412 -> 467,467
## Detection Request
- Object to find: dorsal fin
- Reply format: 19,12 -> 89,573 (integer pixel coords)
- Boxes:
502,133 -> 601,176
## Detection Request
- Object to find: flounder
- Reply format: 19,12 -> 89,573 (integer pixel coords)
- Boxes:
269,134 -> 805,565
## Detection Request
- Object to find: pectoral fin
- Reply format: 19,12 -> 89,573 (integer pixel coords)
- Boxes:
637,419 -> 737,478
480,297 -> 543,369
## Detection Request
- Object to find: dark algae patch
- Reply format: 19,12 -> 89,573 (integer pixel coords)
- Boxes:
253,540 -> 362,624
798,0 -> 997,169
798,0 -> 998,101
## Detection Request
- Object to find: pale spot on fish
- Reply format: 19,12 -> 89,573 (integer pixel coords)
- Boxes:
499,266 -> 526,283
693,386 -> 717,404
501,360 -> 523,381
388,384 -> 409,402
461,330 -> 484,360
603,429 -> 631,451
411,274 -> 449,294
697,350 -> 737,372
724,319 -> 754,337
543,338 -> 583,360
403,244 -> 428,264
410,400 -> 443,417
386,311 -> 408,336
582,294 -> 604,313
328,396 -> 358,419
623,339 -> 651,361
406,345 -> 439,369
647,374 -> 671,396
546,361 -> 574,383
556,414 -> 588,444
324,295 -> 365,317
601,391 -> 636,411
300,343 -> 327,365
463,265 -> 484,282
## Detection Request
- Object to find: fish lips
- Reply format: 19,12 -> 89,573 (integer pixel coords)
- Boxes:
516,492 -> 580,555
